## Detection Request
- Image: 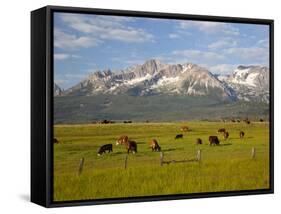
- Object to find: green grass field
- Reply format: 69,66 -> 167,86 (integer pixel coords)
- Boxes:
53,121 -> 270,201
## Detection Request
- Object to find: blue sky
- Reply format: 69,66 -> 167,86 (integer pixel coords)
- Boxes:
54,12 -> 269,89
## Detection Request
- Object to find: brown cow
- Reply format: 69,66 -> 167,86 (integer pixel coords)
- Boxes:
240,131 -> 245,139
116,135 -> 129,145
218,128 -> 226,133
196,138 -> 202,145
224,131 -> 229,140
149,139 -> 161,151
180,126 -> 189,132
125,140 -> 137,154
116,136 -> 137,153
209,136 -> 220,146
53,138 -> 59,144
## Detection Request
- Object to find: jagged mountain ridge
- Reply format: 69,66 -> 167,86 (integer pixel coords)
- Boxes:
56,59 -> 269,103
221,65 -> 269,103
62,59 -> 236,100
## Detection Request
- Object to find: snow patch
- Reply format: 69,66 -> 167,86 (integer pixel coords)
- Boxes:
124,73 -> 152,85
151,76 -> 180,89
233,68 -> 251,78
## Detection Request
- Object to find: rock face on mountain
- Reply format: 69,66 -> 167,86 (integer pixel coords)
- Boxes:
222,65 -> 269,103
63,59 -> 236,100
54,83 -> 63,96
57,60 -> 269,103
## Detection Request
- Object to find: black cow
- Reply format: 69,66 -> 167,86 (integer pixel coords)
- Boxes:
175,134 -> 183,139
97,144 -> 113,156
209,136 -> 220,146
196,138 -> 202,145
53,138 -> 59,144
240,131 -> 245,139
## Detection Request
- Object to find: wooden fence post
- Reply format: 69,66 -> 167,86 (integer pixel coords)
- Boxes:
251,147 -> 256,159
197,149 -> 201,162
79,157 -> 84,175
124,154 -> 128,169
160,152 -> 164,166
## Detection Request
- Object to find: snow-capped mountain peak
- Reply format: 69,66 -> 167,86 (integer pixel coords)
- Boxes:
58,60 -> 269,103
221,65 -> 269,103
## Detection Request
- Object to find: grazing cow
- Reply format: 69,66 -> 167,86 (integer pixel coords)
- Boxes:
196,138 -> 202,145
240,131 -> 245,139
218,128 -> 226,133
209,136 -> 220,146
53,138 -> 59,144
100,119 -> 108,124
224,131 -> 229,140
116,135 -> 129,145
243,119 -> 251,124
125,140 -> 137,154
180,126 -> 189,132
97,144 -> 113,156
260,119 -> 264,122
231,119 -> 236,123
149,139 -> 161,151
175,134 -> 183,139
123,120 -> 132,123
237,119 -> 240,123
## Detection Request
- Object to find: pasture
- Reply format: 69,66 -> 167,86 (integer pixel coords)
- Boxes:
53,121 -> 270,201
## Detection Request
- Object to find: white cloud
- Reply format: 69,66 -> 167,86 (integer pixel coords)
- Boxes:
64,73 -> 87,79
57,13 -> 154,45
168,33 -> 180,39
55,73 -> 88,89
54,53 -> 70,60
54,28 -> 101,49
54,53 -> 82,60
179,20 -> 240,36
224,47 -> 269,62
172,49 -> 225,64
208,37 -> 237,49
209,64 -> 238,75
257,39 -> 269,48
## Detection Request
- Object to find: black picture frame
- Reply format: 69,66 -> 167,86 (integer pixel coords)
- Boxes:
31,5 -> 274,208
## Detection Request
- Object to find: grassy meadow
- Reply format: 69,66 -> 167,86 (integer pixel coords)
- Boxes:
53,121 -> 270,201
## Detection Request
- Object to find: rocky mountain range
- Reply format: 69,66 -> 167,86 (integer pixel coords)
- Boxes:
55,59 -> 270,103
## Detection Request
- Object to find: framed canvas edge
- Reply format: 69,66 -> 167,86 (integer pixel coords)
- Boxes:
36,5 -> 274,208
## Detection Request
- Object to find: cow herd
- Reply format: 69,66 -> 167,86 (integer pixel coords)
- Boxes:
53,125 -> 247,156
96,126 -> 246,155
